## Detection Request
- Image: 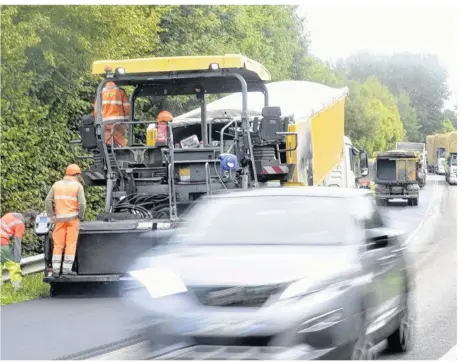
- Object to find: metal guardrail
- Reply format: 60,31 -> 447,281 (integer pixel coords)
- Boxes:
2,254 -> 45,282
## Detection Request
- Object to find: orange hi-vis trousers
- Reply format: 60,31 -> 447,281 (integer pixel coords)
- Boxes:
52,219 -> 80,274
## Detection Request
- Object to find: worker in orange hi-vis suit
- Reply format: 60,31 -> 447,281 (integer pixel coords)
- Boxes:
45,164 -> 86,277
93,81 -> 131,147
0,210 -> 37,291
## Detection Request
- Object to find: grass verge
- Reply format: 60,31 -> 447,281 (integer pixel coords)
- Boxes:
1,273 -> 50,306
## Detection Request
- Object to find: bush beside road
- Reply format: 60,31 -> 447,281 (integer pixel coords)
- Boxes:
1,273 -> 49,306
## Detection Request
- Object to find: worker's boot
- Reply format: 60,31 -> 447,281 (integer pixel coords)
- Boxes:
61,255 -> 76,277
52,256 -> 62,278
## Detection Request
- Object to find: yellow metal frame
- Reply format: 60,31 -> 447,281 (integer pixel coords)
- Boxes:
92,54 -> 271,81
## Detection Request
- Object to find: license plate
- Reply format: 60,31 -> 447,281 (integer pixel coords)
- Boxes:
180,316 -> 261,335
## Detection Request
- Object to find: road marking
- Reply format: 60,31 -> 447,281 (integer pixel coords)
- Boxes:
439,346 -> 457,360
403,177 -> 439,246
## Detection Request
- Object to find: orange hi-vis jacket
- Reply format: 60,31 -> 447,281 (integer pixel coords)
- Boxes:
93,81 -> 130,147
47,176 -> 86,222
0,213 -> 25,246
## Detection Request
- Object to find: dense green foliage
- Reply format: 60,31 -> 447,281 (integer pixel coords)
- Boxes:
337,52 -> 454,140
1,5 -> 455,255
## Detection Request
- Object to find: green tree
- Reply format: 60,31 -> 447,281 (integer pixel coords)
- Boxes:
294,56 -> 345,87
341,52 -> 450,138
1,5 -> 310,255
442,106 -> 457,129
439,119 -> 456,133
344,78 -> 404,154
396,92 -> 421,142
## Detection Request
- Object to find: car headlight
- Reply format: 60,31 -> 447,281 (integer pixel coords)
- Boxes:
129,268 -> 187,299
279,278 -> 348,301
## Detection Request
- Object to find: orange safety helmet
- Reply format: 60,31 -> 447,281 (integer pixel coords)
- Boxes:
65,164 -> 81,176
157,110 -> 173,122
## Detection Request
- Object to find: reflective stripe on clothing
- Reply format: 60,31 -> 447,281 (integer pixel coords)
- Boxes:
102,100 -> 124,105
55,195 -> 78,201
102,115 -> 129,123
56,212 -> 79,220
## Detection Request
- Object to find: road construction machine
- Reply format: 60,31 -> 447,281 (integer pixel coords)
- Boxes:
39,55 -> 368,294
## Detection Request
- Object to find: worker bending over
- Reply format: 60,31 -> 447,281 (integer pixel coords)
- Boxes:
1,210 -> 38,290
93,81 -> 130,147
45,164 -> 86,276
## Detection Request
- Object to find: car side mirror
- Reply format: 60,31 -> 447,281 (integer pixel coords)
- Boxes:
360,150 -> 369,177
366,229 -> 389,250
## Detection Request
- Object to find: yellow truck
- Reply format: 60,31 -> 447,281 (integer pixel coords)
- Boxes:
445,131 -> 457,185
181,80 -> 370,188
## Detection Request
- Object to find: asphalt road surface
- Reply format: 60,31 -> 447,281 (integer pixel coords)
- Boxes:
0,175 -> 456,360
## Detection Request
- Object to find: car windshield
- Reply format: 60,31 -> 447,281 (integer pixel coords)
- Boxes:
172,195 -> 356,246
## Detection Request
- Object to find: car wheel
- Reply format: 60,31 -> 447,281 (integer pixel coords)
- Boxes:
407,199 -> 413,206
387,306 -> 412,353
414,198 -> 419,206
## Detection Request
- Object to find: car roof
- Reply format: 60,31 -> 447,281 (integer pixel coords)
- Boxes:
208,186 -> 373,199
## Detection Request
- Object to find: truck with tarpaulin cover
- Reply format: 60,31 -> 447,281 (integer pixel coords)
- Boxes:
36,54 -> 368,295
428,133 -> 449,174
444,131 -> 457,185
374,150 -> 420,206
426,135 -> 436,173
396,142 -> 426,188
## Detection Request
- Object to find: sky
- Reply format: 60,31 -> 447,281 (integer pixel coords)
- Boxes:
297,1 -> 459,109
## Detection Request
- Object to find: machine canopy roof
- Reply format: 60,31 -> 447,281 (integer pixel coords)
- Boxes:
171,80 -> 349,128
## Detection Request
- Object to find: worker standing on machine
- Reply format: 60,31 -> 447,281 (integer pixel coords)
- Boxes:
93,81 -> 130,147
45,164 -> 86,277
156,110 -> 173,146
0,210 -> 38,291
